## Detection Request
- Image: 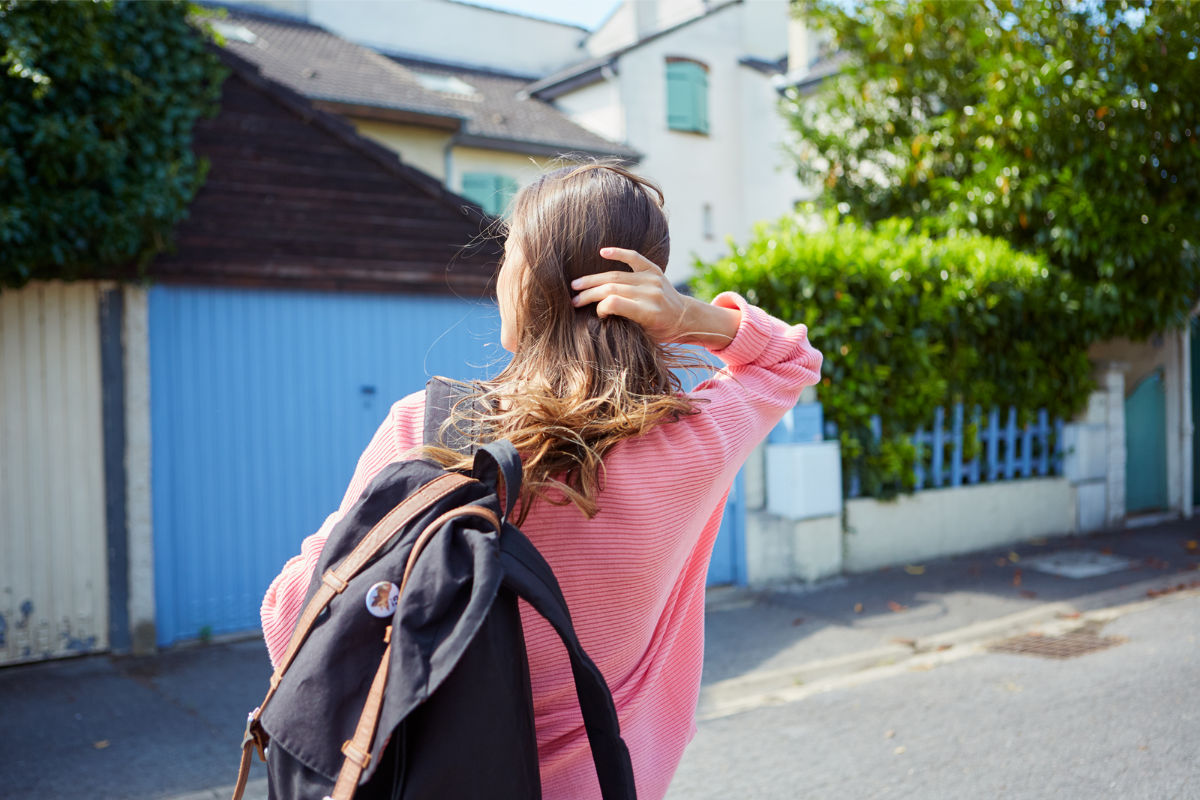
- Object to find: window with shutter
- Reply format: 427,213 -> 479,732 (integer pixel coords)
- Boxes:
461,173 -> 518,216
666,59 -> 709,134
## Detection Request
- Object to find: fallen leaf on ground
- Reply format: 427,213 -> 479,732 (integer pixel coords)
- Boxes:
791,617 -> 805,627
909,663 -> 933,671
1185,540 -> 1198,554
1138,746 -> 1148,751
1019,589 -> 1038,599
894,746 -> 907,754
891,637 -> 916,646
885,730 -> 895,738
904,564 -> 926,575
1012,568 -> 1023,587
94,740 -> 109,750
1057,611 -> 1082,619
936,643 -> 953,651
1146,580 -> 1200,598
1101,547 -> 1114,556
854,603 -> 864,613
1009,551 -> 1021,563
888,601 -> 907,613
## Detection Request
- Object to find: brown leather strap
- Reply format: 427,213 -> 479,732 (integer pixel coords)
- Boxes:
256,473 -> 474,716
324,505 -> 501,800
399,505 -> 500,594
329,629 -> 394,800
231,739 -> 254,800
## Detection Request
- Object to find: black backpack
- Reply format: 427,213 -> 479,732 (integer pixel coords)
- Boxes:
232,379 -> 638,800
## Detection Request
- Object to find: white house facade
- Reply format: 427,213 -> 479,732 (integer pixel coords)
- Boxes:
231,0 -> 821,284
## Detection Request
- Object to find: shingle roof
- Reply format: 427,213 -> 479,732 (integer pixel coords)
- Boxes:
212,11 -> 464,121
389,56 -> 640,160
210,8 -> 638,160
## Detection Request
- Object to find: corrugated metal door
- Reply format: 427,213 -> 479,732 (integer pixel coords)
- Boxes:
149,286 -> 501,645
0,282 -> 110,664
706,470 -> 745,586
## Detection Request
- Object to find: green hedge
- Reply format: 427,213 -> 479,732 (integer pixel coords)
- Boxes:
0,0 -> 227,287
693,213 -> 1094,497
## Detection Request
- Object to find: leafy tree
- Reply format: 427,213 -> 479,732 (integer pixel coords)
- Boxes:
0,0 -> 227,288
786,0 -> 1200,339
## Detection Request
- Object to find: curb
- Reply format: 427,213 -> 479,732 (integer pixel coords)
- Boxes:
697,576 -> 1200,720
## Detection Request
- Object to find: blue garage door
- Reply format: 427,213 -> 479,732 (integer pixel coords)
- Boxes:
706,470 -> 745,586
149,286 -> 501,645
150,287 -> 747,644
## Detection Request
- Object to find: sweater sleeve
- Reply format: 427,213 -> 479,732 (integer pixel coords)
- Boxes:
260,391 -> 425,668
666,292 -> 823,492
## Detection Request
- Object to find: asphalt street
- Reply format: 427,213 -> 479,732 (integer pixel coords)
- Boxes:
668,593 -> 1200,800
1,523 -> 1196,800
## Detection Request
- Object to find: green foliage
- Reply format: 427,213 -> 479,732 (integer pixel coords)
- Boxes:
0,0 -> 227,288
786,0 -> 1200,340
693,215 -> 1094,496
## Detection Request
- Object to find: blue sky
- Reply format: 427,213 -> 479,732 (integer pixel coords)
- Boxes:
452,0 -> 623,30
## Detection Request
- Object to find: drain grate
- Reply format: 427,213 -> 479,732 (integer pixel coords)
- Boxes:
988,631 -> 1127,660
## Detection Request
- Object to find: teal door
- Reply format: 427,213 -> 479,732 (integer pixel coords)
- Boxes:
1125,371 -> 1168,513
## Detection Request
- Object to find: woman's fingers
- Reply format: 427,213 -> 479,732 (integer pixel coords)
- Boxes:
600,247 -> 664,274
572,282 -> 644,308
572,270 -> 647,291
594,293 -> 644,321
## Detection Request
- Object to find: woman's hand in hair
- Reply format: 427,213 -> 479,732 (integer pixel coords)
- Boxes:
571,248 -> 742,350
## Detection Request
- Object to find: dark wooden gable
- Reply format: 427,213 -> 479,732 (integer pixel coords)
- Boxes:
150,52 -> 501,295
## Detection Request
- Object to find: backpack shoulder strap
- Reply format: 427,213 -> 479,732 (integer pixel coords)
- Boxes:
499,525 -> 639,800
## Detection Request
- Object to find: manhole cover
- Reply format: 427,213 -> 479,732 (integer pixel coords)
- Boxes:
1023,550 -> 1134,579
988,631 -> 1127,660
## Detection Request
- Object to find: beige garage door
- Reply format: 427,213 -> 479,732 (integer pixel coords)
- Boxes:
0,282 -> 109,665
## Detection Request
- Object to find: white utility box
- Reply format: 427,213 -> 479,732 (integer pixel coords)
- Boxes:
766,441 -> 843,520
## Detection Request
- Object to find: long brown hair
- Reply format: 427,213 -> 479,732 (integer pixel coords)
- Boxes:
425,162 -> 706,523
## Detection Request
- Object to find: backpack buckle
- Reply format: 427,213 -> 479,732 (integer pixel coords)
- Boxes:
341,739 -> 371,770
322,570 -> 349,593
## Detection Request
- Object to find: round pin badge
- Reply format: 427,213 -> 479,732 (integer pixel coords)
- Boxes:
364,581 -> 399,618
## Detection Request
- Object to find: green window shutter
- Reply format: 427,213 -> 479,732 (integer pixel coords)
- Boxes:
497,176 -> 519,216
693,67 -> 709,135
461,173 -> 497,214
461,173 -> 518,216
666,60 -> 708,134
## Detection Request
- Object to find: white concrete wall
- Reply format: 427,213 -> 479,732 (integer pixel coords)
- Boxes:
305,0 -> 588,76
745,512 -> 842,584
843,478 -> 1077,574
552,77 -> 626,143
742,441 -> 842,585
123,286 -> 156,655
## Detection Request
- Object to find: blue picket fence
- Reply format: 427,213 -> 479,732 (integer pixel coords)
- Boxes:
849,404 -> 1064,497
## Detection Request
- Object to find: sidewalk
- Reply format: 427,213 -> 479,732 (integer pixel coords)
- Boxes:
1,519 -> 1196,800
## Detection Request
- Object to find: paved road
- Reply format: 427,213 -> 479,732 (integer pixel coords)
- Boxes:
668,594 -> 1200,800
1,523 -> 1196,800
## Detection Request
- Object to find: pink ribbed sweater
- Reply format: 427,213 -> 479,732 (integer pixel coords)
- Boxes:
261,293 -> 822,799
